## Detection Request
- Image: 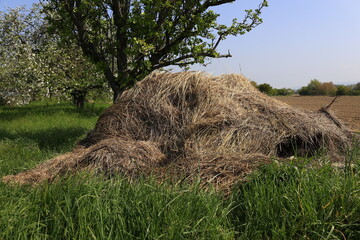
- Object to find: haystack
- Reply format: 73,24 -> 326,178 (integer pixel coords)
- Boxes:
2,72 -> 352,189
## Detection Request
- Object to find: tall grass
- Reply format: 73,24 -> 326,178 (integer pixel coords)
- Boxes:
0,175 -> 234,239
231,156 -> 360,239
0,101 -> 359,239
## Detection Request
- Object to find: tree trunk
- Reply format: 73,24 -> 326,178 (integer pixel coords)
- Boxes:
111,0 -> 130,103
71,90 -> 87,109
102,67 -> 123,102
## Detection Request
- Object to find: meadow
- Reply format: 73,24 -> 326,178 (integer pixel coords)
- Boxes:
0,101 -> 359,239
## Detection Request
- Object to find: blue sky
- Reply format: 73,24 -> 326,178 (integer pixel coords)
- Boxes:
1,0 -> 360,89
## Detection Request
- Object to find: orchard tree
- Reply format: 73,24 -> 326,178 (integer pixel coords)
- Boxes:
35,40 -> 108,108
43,0 -> 268,101
0,5 -> 108,107
0,6 -> 44,104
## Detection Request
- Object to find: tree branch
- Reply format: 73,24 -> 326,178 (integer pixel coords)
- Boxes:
63,0 -> 120,98
212,34 -> 223,50
322,96 -> 339,111
110,0 -> 129,74
203,0 -> 236,9
153,51 -> 232,70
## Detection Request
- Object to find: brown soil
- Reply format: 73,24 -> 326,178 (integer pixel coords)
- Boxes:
274,96 -> 360,132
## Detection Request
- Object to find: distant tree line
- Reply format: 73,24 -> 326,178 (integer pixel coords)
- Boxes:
252,81 -> 295,96
253,79 -> 360,96
298,79 -> 360,96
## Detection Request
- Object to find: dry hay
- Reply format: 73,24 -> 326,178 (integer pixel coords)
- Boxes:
3,138 -> 164,185
2,72 -> 353,190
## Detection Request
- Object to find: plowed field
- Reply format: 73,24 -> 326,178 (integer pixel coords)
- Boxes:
274,96 -> 360,132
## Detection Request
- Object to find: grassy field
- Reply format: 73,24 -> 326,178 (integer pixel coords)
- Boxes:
0,101 -> 359,239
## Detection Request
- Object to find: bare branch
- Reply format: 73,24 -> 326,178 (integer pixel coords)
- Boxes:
323,96 -> 339,111
318,96 -> 342,128
212,34 -> 223,50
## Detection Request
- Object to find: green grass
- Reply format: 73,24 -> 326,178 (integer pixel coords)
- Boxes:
0,176 -> 234,239
0,101 -> 359,239
231,158 -> 360,239
0,101 -> 108,175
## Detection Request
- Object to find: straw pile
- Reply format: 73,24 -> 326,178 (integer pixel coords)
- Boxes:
2,72 -> 352,190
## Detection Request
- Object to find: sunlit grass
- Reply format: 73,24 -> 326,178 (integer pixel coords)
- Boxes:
0,101 -> 359,239
0,101 -> 109,175
0,175 -> 234,239
231,157 -> 360,239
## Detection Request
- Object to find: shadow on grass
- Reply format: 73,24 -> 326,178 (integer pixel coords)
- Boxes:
0,127 -> 88,152
0,101 -> 110,151
0,102 -> 109,122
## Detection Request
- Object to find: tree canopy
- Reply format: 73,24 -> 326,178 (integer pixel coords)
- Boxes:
0,5 -> 108,107
43,0 -> 268,101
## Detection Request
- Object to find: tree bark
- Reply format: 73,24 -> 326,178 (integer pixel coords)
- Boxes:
71,90 -> 87,109
111,0 -> 130,102
103,66 -> 122,102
